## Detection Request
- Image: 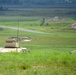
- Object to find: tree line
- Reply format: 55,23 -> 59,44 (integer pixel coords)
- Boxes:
0,6 -> 8,11
0,0 -> 76,8
0,0 -> 76,5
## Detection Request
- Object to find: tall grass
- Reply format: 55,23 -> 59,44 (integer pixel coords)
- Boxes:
0,51 -> 75,75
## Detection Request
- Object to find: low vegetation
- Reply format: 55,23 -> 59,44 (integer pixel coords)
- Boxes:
0,8 -> 76,75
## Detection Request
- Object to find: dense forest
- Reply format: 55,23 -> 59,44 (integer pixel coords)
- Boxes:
0,0 -> 76,7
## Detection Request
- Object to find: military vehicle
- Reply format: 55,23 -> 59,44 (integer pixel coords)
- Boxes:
5,39 -> 19,48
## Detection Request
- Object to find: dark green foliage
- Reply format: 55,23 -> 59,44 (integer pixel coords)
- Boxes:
40,18 -> 45,26
0,27 -> 3,31
0,0 -> 76,7
0,6 -> 8,11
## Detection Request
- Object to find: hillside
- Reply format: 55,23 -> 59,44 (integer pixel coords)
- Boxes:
0,0 -> 76,8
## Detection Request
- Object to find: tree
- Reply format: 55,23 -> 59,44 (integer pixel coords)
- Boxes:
0,6 -> 8,11
0,6 -> 4,11
40,18 -> 45,26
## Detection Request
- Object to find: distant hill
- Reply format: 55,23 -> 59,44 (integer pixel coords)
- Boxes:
0,0 -> 76,8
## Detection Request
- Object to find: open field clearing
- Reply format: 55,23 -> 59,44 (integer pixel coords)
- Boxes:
0,8 -> 76,75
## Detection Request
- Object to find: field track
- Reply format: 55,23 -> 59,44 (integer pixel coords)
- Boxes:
0,25 -> 50,34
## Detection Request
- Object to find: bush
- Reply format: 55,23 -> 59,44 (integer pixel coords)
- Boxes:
0,27 -> 4,31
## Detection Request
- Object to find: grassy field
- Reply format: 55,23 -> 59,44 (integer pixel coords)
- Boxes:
0,8 -> 76,75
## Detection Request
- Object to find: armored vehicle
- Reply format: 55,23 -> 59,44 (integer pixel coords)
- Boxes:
5,40 -> 19,48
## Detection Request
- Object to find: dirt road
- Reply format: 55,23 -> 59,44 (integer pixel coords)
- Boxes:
0,26 -> 50,34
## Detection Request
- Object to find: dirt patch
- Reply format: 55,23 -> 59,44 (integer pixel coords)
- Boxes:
71,23 -> 76,29
32,65 -> 46,69
46,17 -> 71,21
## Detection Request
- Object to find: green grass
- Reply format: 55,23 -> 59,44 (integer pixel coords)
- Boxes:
0,19 -> 76,75
0,8 -> 76,75
0,51 -> 76,75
